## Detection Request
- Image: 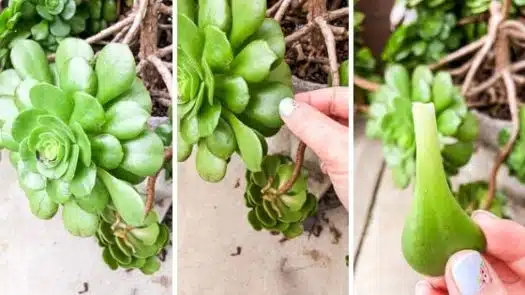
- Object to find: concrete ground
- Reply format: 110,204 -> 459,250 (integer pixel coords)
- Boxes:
178,148 -> 349,295
0,152 -> 173,295
354,115 -> 525,294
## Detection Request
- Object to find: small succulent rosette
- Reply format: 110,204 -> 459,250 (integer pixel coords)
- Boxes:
97,207 -> 170,274
244,155 -> 317,238
499,107 -> 525,184
0,38 -> 168,274
367,65 -> 479,188
177,0 -> 294,182
456,181 -> 506,218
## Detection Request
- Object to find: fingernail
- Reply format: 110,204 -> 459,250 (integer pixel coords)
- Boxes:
414,281 -> 430,295
472,210 -> 499,221
279,98 -> 297,117
452,252 -> 490,295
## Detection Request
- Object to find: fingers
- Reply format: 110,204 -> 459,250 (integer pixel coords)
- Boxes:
279,98 -> 349,209
415,280 -> 448,295
294,87 -> 349,119
472,210 -> 525,278
444,250 -> 505,295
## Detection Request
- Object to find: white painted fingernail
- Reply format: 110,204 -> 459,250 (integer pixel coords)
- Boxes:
452,252 -> 488,295
279,98 -> 297,117
414,281 -> 430,295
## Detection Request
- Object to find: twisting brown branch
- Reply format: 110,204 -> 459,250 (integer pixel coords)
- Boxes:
123,0 -> 148,44
354,75 -> 380,92
145,147 -> 173,214
429,37 -> 487,70
285,7 -> 349,44
148,55 -> 174,98
467,60 -> 525,96
278,142 -> 307,195
274,0 -> 293,22
461,3 -> 503,95
315,16 -> 339,87
111,25 -> 131,42
86,15 -> 134,44
267,0 -> 284,16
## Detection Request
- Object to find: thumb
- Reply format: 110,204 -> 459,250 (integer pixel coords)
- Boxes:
445,250 -> 506,295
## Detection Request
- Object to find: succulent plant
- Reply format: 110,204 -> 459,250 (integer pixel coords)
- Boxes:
0,38 -> 168,274
383,8 -> 462,68
244,155 -> 317,238
154,105 -> 173,180
177,0 -> 293,182
0,0 -> 119,56
499,107 -> 525,184
456,181 -> 506,218
366,65 -> 479,188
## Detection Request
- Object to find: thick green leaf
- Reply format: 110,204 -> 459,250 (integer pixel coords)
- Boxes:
46,179 -> 71,204
0,97 -> 19,125
456,112 -> 479,142
14,78 -> 37,110
113,78 -> 152,113
119,131 -> 165,177
177,13 -> 203,63
255,205 -> 276,228
109,166 -> 145,185
281,190 -> 307,212
229,0 -> 266,50
109,243 -> 131,265
223,110 -> 263,172
243,82 -> 292,129
70,162 -> 96,197
10,39 -> 52,83
197,100 -> 221,138
62,200 -> 99,237
214,75 -> 250,114
26,189 -> 59,219
103,247 -> 119,270
385,64 -> 410,98
205,118 -> 236,160
102,101 -> 148,140
249,18 -> 285,59
130,222 -> 159,246
437,109 -> 462,136
97,168 -> 146,227
71,121 -> 91,166
90,133 -> 124,170
178,0 -> 196,21
19,168 -> 47,191
30,83 -> 73,122
247,209 -> 262,231
69,92 -> 105,132
0,69 -> 22,96
55,38 -> 94,70
102,0 -> 117,22
265,61 -> 293,88
177,132 -> 192,162
50,16 -> 71,37
63,144 -> 80,181
202,25 -> 233,72
140,256 -> 161,275
61,0 -> 76,20
282,222 -> 304,239
196,140 -> 227,182
95,43 -> 136,105
230,40 -> 277,83
11,109 -> 48,143
59,56 -> 97,96
432,72 -> 454,112
198,0 -> 231,32
75,178 -> 109,214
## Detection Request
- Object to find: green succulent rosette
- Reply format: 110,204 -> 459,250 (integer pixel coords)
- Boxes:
499,107 -> 525,183
0,0 -> 119,54
367,65 -> 479,188
456,181 -> 506,218
177,0 -> 294,182
384,4 -> 462,68
0,38 -> 167,273
96,207 -> 170,274
244,155 -> 317,238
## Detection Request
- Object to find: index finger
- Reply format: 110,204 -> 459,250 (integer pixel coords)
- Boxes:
472,210 -> 525,278
295,87 -> 349,119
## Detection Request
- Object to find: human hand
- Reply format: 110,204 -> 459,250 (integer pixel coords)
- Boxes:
416,210 -> 525,294
278,87 -> 349,210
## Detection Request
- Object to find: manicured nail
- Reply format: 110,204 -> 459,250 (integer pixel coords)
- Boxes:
279,98 -> 297,117
452,252 -> 490,295
472,210 -> 499,221
414,281 -> 430,295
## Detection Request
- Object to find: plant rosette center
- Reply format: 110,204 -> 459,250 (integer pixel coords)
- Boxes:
0,38 -> 168,275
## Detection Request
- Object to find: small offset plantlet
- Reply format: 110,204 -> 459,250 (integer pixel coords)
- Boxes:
402,102 -> 486,277
456,181 -> 507,217
245,155 -> 317,238
367,65 -> 478,188
0,38 -> 168,274
177,0 -> 317,238
177,0 -> 293,181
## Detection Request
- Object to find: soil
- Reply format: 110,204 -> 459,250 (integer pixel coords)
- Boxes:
271,0 -> 349,84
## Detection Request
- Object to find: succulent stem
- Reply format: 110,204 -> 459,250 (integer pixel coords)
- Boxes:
278,141 -> 307,194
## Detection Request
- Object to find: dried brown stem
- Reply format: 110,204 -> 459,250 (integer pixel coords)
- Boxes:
458,13 -> 489,26
278,142 -> 307,195
354,75 -> 380,92
86,15 -> 134,44
123,0 -> 148,44
466,60 -> 525,96
274,0 -> 293,22
145,147 -> 173,214
148,55 -> 174,98
285,7 -> 349,44
267,0 -> 284,16
448,59 -> 473,76
315,16 -> 339,87
428,37 -> 486,70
